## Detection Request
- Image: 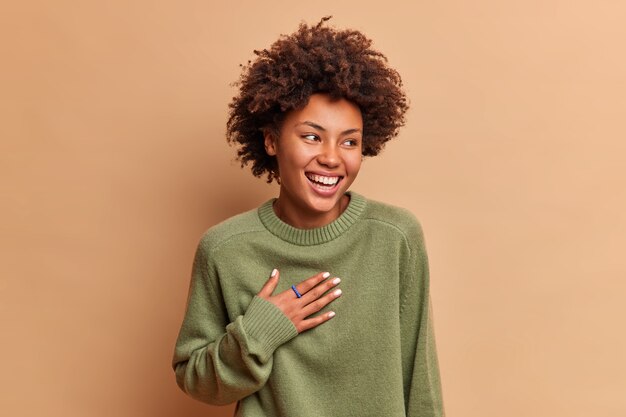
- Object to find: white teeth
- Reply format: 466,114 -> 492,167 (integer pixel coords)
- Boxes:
306,174 -> 339,186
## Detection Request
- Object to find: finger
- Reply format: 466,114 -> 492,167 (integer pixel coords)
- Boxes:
257,268 -> 279,298
301,288 -> 342,317
301,276 -> 341,304
294,271 -> 331,296
297,311 -> 336,333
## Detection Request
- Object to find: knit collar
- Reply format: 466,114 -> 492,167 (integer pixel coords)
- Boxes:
257,191 -> 367,246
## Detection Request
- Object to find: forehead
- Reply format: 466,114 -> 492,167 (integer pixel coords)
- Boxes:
284,94 -> 363,129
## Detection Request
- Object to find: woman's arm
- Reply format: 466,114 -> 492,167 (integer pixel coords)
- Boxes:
400,220 -> 445,417
172,237 -> 341,405
171,240 -> 298,405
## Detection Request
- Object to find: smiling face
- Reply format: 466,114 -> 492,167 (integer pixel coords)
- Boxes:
264,93 -> 363,229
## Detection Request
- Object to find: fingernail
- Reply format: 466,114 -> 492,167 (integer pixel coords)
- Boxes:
334,289 -> 342,297
328,311 -> 336,318
322,272 -> 330,278
271,268 -> 277,277
332,277 -> 341,285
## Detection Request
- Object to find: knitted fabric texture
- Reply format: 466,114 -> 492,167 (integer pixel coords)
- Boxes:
172,192 -> 445,416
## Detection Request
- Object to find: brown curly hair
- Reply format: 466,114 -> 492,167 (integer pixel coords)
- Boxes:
226,16 -> 409,183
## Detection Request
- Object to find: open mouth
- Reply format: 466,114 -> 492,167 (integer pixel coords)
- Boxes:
305,172 -> 343,190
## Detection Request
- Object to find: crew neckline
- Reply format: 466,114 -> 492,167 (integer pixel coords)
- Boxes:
257,191 -> 367,246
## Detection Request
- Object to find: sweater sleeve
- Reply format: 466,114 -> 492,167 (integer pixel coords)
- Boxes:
171,237 -> 299,405
400,220 -> 445,417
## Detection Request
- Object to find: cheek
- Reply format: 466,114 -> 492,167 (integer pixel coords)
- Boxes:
346,154 -> 362,175
279,147 -> 314,167
275,146 -> 311,174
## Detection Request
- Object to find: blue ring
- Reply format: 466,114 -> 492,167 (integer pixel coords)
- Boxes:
291,285 -> 302,298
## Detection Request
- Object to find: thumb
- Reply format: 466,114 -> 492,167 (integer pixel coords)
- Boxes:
257,268 -> 279,298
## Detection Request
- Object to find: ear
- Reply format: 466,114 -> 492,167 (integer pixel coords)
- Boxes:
263,129 -> 278,156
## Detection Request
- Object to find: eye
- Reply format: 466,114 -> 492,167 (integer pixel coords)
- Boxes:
343,138 -> 360,147
302,134 -> 320,142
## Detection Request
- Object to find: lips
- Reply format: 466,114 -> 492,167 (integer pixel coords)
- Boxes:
304,172 -> 343,195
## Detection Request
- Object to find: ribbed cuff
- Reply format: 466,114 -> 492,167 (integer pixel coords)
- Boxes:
241,296 -> 298,361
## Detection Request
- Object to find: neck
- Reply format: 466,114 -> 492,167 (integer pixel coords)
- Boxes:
273,194 -> 349,229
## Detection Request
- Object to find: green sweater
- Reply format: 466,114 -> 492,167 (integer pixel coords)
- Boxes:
172,192 -> 445,416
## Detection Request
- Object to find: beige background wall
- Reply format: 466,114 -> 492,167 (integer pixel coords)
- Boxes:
1,1 -> 625,416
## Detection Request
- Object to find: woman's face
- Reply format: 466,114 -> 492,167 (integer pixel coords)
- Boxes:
264,93 -> 363,228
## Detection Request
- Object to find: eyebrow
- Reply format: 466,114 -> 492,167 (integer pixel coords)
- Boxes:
298,121 -> 362,135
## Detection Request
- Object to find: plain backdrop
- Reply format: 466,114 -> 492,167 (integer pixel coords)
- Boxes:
1,1 -> 625,416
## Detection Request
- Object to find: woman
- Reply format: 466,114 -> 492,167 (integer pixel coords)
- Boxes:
172,17 -> 445,417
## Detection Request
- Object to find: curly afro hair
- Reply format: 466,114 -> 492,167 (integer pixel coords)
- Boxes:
226,16 -> 409,183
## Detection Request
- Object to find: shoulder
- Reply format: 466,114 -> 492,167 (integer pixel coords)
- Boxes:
360,195 -> 425,245
195,204 -> 267,255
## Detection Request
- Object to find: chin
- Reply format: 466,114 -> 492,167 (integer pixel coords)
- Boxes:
305,190 -> 348,214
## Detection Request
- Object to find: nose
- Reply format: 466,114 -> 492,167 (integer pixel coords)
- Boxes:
316,142 -> 340,168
